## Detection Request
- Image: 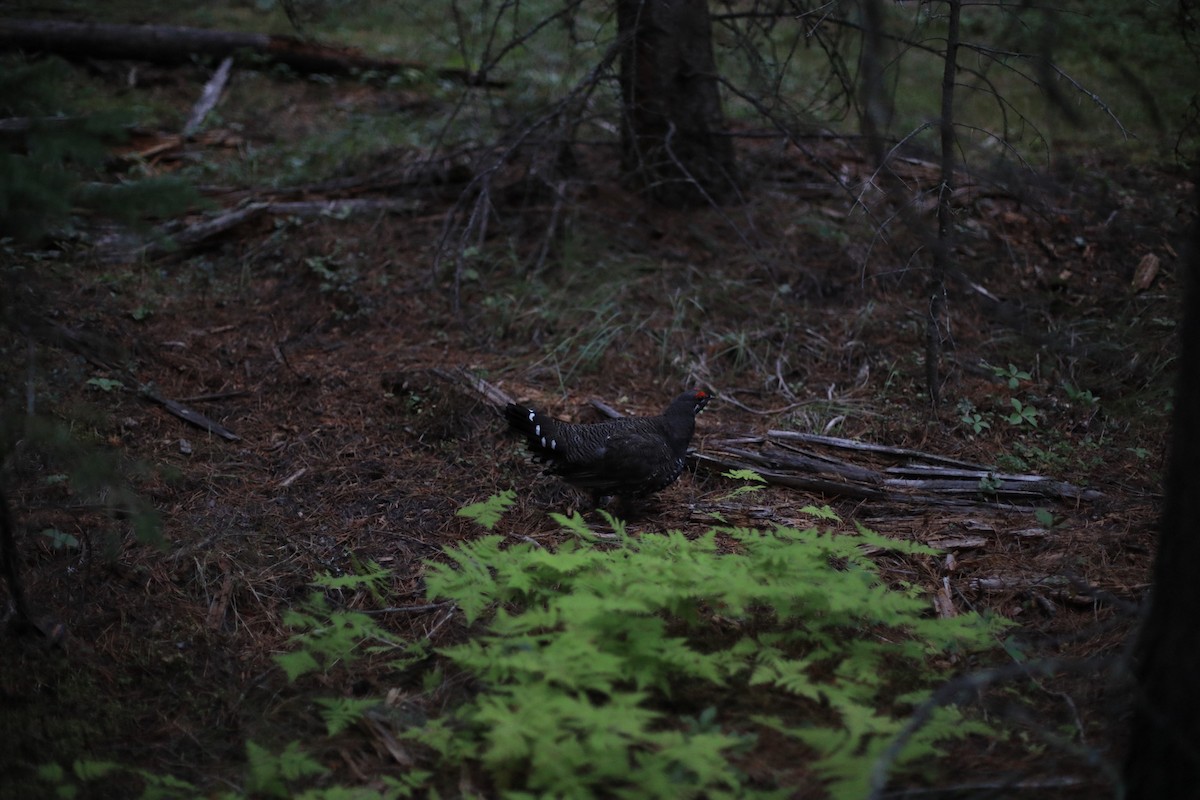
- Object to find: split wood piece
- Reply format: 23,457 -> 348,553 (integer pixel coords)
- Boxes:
140,387 -> 241,441
182,56 -> 233,136
934,577 -> 958,618
0,18 -> 504,86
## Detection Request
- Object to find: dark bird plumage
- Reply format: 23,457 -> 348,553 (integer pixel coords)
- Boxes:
504,389 -> 710,505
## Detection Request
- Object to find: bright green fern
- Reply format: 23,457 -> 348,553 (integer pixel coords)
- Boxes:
412,494 -> 1008,799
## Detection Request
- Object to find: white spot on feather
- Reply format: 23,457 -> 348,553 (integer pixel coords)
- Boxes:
535,424 -> 541,436
551,439 -> 557,450
528,410 -> 535,422
540,436 -> 547,448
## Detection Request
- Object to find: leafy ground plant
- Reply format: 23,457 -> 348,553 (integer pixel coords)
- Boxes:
411,498 -> 1007,798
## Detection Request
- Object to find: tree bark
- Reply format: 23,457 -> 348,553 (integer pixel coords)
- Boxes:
616,0 -> 737,207
1123,186 -> 1200,799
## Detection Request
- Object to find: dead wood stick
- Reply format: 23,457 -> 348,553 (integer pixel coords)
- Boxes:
767,429 -> 988,468
183,55 -> 233,136
140,387 -> 241,441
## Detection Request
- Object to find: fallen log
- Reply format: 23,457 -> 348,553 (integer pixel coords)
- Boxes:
0,18 -> 503,86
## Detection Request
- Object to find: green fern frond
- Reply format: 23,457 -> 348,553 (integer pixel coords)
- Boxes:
456,490 -> 517,529
316,697 -> 381,735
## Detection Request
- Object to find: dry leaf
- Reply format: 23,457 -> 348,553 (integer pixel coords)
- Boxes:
1132,253 -> 1160,291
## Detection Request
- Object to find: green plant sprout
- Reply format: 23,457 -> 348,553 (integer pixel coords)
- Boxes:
988,362 -> 1032,390
1062,382 -> 1099,407
1006,398 -> 1040,427
720,468 -> 768,499
957,399 -> 992,434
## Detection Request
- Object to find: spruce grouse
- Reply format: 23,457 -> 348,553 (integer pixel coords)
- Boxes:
504,389 -> 710,506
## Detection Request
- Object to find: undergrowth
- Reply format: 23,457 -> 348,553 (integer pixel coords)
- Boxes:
38,496 -> 1007,799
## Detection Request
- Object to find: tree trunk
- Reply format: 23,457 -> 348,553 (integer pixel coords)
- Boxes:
616,0 -> 737,207
1123,187 -> 1200,799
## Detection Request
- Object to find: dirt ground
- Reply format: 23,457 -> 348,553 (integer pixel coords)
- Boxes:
0,58 -> 1193,797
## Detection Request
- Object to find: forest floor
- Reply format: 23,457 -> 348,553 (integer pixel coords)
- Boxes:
1,41 -> 1194,799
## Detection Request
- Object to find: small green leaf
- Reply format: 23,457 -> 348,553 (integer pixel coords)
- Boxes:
72,760 -> 120,781
316,697 -> 380,735
37,763 -> 66,783
799,504 -> 841,521
275,650 -> 321,682
456,490 -> 517,530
